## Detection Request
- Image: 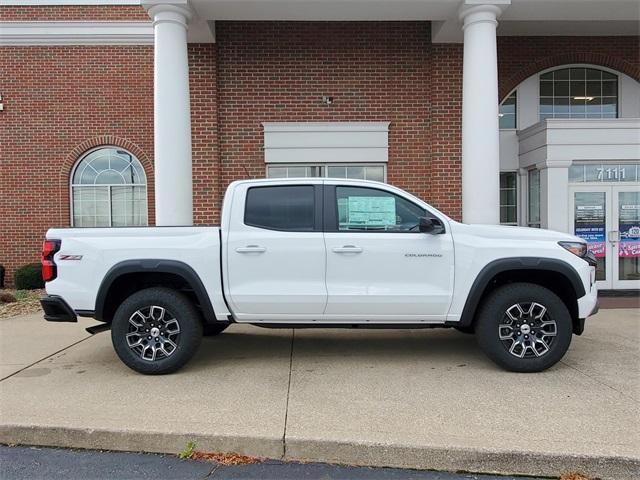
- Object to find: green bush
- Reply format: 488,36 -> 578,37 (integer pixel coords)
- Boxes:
14,263 -> 44,290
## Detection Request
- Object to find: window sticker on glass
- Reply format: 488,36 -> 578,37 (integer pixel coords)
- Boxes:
339,196 -> 396,230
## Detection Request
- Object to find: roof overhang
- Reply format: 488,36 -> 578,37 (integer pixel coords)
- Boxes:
2,0 -> 638,44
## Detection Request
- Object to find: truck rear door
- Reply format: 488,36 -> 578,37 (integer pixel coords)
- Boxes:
224,181 -> 327,321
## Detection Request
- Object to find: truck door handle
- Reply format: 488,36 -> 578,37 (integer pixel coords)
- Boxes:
332,245 -> 363,254
236,245 -> 266,253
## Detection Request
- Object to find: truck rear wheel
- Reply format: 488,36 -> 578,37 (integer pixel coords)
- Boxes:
111,287 -> 203,375
475,283 -> 573,373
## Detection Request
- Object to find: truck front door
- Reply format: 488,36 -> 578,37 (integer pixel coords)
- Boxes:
225,182 -> 327,321
322,184 -> 454,321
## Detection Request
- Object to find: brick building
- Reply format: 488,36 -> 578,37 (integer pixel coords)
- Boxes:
0,0 -> 639,290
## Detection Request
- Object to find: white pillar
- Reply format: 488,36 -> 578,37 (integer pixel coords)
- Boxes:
540,162 -> 571,233
459,2 -> 509,224
146,2 -> 193,226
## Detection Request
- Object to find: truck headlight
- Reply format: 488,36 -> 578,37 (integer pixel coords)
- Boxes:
558,241 -> 587,258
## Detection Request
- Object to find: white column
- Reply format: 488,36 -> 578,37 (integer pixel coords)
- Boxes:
146,2 -> 193,226
459,2 -> 509,224
540,162 -> 571,233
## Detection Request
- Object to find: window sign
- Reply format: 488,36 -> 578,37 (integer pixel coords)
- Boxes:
619,193 -> 640,259
335,186 -> 425,232
569,163 -> 639,183
339,196 -> 396,229
574,193 -> 606,259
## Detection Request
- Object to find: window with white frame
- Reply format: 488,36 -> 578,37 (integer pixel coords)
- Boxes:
71,147 -> 148,227
527,169 -> 541,228
499,172 -> 518,225
267,163 -> 386,182
539,67 -> 618,120
499,91 -> 517,129
263,122 -> 389,184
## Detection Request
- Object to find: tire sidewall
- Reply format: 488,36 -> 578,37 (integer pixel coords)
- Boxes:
111,287 -> 203,375
476,283 -> 573,373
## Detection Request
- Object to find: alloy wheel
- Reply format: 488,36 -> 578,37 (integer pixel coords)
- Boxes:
125,305 -> 181,361
498,302 -> 557,358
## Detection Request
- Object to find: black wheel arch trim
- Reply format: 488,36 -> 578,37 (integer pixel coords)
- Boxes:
94,259 -> 219,324
451,257 -> 586,328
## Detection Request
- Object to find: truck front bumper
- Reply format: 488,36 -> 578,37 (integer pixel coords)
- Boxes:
573,281 -> 598,335
578,281 -> 599,319
40,295 -> 77,323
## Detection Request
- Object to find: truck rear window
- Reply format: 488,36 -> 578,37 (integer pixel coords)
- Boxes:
244,185 -> 315,231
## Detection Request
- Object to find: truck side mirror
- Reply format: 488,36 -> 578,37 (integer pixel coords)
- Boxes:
419,217 -> 445,234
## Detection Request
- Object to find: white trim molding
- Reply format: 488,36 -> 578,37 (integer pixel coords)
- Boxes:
262,122 -> 391,164
518,118 -> 640,168
0,21 -> 153,45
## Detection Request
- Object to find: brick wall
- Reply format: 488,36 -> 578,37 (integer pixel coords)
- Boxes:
0,45 -> 154,283
498,36 -> 640,101
215,22 -> 434,212
189,44 -> 221,224
0,5 -> 148,21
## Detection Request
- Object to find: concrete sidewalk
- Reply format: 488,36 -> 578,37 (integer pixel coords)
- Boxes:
1,309 -> 638,479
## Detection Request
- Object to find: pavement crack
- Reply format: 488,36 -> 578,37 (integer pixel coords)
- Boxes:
282,328 -> 295,460
559,359 -> 640,404
0,334 -> 95,382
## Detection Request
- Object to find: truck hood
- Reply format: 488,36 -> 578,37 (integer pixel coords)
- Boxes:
449,222 -> 584,243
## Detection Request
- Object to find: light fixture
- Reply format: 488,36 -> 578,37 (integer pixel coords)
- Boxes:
573,96 -> 595,101
322,96 -> 333,106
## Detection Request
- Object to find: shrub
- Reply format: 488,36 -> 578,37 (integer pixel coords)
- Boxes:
14,263 -> 44,290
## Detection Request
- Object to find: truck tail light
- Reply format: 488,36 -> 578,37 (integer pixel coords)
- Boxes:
42,239 -> 61,282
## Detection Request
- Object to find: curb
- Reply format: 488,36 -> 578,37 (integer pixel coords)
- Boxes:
2,424 -> 639,480
286,437 -> 640,480
0,424 -> 283,460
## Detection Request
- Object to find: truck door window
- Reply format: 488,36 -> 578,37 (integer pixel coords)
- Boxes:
335,186 -> 425,232
245,185 -> 315,231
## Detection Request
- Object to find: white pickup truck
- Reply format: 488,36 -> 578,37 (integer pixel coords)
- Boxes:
41,178 -> 598,375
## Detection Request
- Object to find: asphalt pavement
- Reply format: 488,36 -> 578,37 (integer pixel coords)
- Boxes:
0,445 -> 541,480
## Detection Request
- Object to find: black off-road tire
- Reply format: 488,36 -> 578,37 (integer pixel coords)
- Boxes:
203,323 -> 229,337
111,287 -> 203,375
475,283 -> 573,373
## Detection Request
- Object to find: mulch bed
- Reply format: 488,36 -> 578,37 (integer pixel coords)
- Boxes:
0,289 -> 44,319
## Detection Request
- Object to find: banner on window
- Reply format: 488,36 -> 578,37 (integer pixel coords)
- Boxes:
575,225 -> 606,257
575,202 -> 606,258
619,224 -> 640,258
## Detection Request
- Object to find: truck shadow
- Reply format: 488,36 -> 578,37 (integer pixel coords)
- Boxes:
190,326 -> 484,368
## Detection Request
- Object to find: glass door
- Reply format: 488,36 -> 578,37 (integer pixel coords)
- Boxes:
569,186 -> 612,289
613,186 -> 640,289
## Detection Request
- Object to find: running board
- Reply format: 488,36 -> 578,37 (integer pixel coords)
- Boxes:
86,323 -> 111,335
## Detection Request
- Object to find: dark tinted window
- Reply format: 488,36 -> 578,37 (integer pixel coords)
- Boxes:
245,185 -> 315,231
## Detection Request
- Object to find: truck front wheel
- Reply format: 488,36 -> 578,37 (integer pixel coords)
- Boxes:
111,287 -> 203,375
475,283 -> 573,373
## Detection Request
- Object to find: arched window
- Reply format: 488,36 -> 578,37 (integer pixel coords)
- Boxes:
71,147 -> 148,227
539,67 -> 618,120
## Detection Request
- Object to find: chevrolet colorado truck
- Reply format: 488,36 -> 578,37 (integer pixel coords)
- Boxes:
40,178 -> 598,375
